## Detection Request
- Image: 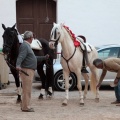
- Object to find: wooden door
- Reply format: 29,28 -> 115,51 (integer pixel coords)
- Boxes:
16,0 -> 56,40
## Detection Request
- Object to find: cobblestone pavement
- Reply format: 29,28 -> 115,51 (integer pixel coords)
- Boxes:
0,75 -> 120,120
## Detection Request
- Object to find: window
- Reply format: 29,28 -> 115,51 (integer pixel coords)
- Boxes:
98,47 -> 119,60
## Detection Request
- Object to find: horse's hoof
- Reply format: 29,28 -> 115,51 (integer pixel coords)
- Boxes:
80,103 -> 84,106
95,98 -> 99,103
38,94 -> 44,99
62,103 -> 67,106
16,99 -> 21,104
62,99 -> 68,106
46,91 -> 53,99
47,91 -> 52,96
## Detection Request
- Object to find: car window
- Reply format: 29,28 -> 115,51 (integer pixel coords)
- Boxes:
98,47 -> 119,60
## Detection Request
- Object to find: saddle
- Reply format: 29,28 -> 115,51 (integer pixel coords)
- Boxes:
76,36 -> 93,52
31,39 -> 42,50
76,36 -> 92,73
19,34 -> 42,50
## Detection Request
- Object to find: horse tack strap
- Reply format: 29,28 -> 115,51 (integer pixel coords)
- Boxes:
50,34 -> 61,47
61,47 -> 76,73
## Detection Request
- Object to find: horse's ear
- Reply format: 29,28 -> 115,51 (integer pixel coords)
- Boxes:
53,22 -> 56,26
60,23 -> 64,28
12,23 -> 16,29
2,24 -> 6,30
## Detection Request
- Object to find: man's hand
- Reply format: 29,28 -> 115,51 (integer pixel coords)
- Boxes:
16,67 -> 22,75
16,67 -> 22,71
114,78 -> 119,85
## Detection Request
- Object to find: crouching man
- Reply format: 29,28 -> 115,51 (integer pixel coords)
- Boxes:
93,57 -> 120,105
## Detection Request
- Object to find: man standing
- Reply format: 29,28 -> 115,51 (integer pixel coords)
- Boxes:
16,31 -> 48,112
93,58 -> 120,105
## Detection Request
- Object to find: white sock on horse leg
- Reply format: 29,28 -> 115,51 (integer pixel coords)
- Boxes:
48,87 -> 52,93
65,90 -> 69,99
79,91 -> 83,99
17,87 -> 22,95
41,88 -> 45,95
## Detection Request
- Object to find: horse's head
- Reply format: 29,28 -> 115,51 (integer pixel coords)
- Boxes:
2,23 -> 18,55
49,23 -> 64,49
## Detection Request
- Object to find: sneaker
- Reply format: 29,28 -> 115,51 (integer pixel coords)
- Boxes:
111,101 -> 120,104
22,108 -> 34,112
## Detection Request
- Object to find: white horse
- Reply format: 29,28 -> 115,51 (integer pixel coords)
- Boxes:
49,23 -> 99,106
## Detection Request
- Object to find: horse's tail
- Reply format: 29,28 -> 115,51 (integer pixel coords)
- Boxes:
90,69 -> 99,94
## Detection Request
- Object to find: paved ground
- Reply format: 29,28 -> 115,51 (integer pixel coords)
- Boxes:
0,75 -> 120,120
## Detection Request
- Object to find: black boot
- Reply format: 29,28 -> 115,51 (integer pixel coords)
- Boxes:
84,46 -> 90,66
81,51 -> 89,73
81,66 -> 89,73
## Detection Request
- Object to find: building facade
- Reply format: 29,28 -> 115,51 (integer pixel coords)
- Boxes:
0,0 -> 120,51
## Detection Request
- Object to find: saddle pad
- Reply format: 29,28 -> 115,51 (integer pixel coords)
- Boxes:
18,34 -> 23,43
76,37 -> 93,52
31,39 -> 42,50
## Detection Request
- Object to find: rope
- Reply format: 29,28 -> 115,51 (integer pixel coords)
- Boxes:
45,0 -> 49,23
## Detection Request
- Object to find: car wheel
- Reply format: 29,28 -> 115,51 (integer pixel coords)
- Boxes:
54,71 -> 76,91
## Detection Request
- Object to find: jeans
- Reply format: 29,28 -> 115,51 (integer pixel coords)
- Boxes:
114,80 -> 120,101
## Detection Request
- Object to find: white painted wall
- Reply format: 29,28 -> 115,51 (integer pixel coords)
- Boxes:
57,0 -> 120,50
0,0 -> 16,48
0,0 -> 120,51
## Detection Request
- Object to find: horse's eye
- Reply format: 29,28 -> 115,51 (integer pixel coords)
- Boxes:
58,32 -> 60,35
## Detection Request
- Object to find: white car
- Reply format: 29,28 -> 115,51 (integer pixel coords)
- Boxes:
35,44 -> 120,91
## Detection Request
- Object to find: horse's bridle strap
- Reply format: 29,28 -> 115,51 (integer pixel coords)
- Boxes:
50,34 -> 61,47
61,47 -> 76,73
3,44 -> 11,49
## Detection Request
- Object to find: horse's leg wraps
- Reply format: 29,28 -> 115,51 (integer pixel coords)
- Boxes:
48,87 -> 52,93
17,87 -> 22,95
41,88 -> 45,95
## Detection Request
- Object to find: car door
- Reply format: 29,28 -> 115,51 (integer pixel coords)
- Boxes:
98,47 -> 120,84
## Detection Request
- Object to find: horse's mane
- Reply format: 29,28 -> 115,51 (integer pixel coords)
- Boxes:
63,25 -> 80,47
4,27 -> 19,60
11,29 -> 19,59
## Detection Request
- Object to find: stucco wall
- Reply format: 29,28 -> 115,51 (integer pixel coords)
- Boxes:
0,0 -> 120,50
57,0 -> 120,48
0,0 -> 16,48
